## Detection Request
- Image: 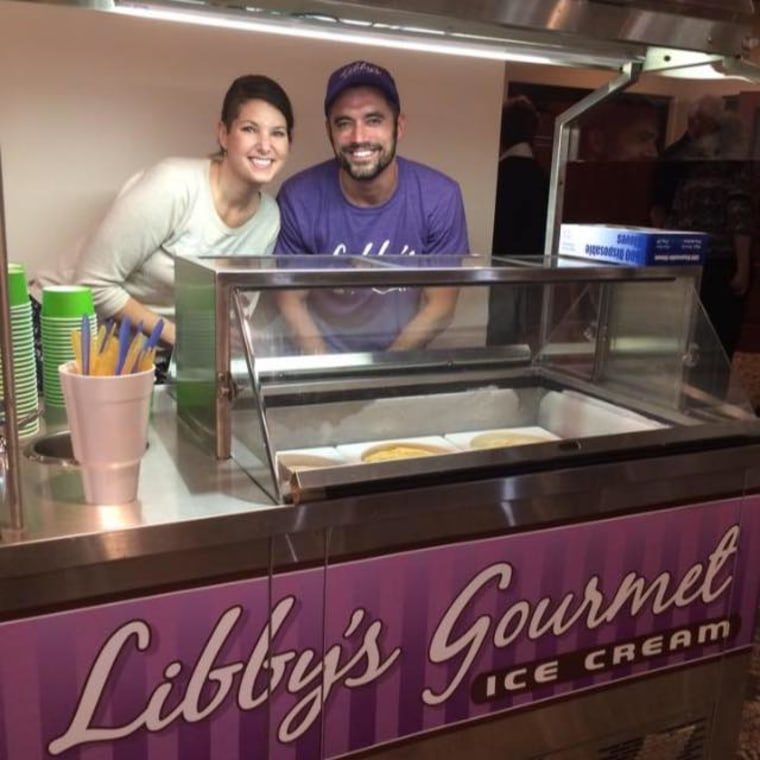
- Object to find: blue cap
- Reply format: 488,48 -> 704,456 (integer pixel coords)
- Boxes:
324,60 -> 400,116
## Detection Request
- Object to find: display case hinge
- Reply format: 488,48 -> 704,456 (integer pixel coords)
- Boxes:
217,372 -> 239,402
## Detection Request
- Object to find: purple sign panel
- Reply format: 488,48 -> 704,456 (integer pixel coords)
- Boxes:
0,497 -> 758,760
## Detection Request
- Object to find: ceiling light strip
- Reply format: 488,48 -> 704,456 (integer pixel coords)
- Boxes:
112,3 -> 567,64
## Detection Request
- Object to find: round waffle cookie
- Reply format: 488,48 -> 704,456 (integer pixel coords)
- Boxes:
277,453 -> 343,471
469,431 -> 549,450
361,442 -> 450,463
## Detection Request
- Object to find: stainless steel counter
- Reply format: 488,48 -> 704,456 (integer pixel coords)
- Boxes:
13,388 -> 277,540
3,381 -> 760,621
0,389 -> 296,615
3,387 -> 760,760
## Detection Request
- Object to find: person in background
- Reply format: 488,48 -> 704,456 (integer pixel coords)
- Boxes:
491,96 -> 549,259
650,94 -> 724,228
579,97 -> 660,163
34,73 -> 293,368
274,60 -> 469,354
564,96 -> 662,231
487,95 -> 549,346
661,94 -> 725,162
652,96 -> 752,393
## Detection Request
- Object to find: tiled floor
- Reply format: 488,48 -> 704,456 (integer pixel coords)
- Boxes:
737,643 -> 760,758
731,352 -> 760,410
732,352 -> 760,758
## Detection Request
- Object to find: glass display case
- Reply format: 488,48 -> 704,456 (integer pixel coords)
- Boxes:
174,253 -> 756,504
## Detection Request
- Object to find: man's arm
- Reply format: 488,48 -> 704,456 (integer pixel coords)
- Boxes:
391,177 -> 468,350
649,156 -> 684,229
389,286 -> 459,350
726,164 -> 753,297
730,233 -> 752,296
273,181 -> 330,353
274,290 -> 327,354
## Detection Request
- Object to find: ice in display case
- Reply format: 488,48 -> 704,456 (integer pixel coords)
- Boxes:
174,253 -> 756,503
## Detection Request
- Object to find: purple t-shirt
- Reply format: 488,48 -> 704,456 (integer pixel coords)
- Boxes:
274,157 -> 469,351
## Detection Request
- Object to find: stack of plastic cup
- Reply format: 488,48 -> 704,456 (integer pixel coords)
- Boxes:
0,263 -> 40,439
40,285 -> 96,408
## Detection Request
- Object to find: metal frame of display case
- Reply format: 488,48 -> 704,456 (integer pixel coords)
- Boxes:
174,254 -> 700,452
175,254 -> 749,504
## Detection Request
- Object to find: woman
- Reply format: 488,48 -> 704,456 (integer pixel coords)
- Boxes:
72,73 -> 294,349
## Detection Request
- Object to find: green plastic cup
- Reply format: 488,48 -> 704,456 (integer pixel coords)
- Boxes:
7,263 -> 28,307
41,285 -> 95,318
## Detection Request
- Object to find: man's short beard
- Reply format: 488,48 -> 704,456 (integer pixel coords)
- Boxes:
338,148 -> 394,180
335,124 -> 398,181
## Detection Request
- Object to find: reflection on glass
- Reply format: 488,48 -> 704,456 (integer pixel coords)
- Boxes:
265,253 -> 465,354
513,70 -> 758,417
577,94 -> 664,163
535,277 -> 753,417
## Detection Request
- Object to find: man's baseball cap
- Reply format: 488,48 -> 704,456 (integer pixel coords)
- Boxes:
324,60 -> 400,116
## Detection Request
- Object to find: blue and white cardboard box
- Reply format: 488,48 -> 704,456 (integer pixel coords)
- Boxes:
559,224 -> 709,266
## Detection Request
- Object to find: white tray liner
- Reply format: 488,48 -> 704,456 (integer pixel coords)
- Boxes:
445,426 -> 559,450
538,390 -> 664,438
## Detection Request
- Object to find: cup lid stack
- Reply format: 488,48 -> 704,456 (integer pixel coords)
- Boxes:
0,263 -> 40,438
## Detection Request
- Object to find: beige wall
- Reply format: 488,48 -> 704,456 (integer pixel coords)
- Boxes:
0,0 -> 505,277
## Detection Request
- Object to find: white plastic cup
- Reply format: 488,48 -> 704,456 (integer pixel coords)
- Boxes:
59,361 -> 154,504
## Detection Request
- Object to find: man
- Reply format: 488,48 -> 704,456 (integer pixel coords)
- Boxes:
274,60 -> 469,353
565,97 -> 662,229
651,95 -> 752,395
487,95 -> 549,346
580,99 -> 660,163
491,96 -> 549,259
650,94 -> 724,229
663,94 -> 724,161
